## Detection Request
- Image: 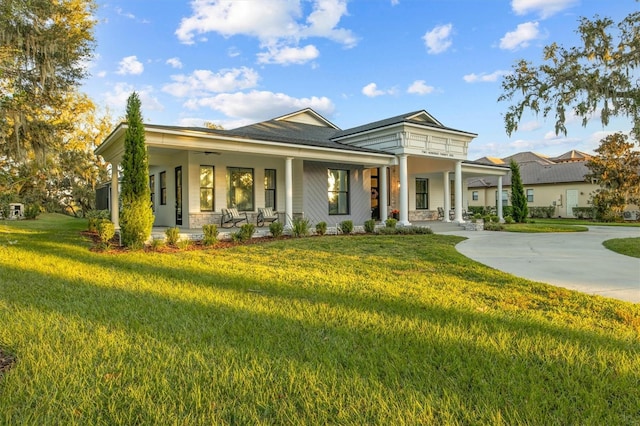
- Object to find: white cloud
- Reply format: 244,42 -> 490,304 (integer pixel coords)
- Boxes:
511,0 -> 578,19
116,55 -> 144,75
423,24 -> 453,54
257,44 -> 320,65
407,80 -> 435,95
166,57 -> 183,69
183,90 -> 335,122
463,70 -> 510,83
362,82 -> 392,97
162,67 -> 260,97
519,120 -> 542,132
499,21 -> 542,50
175,0 -> 357,63
103,83 -> 164,118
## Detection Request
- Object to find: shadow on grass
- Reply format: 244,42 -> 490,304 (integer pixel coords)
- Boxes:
2,241 -> 640,422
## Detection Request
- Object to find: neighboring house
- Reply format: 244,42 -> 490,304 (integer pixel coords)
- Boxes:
95,108 -> 508,229
467,150 -> 598,218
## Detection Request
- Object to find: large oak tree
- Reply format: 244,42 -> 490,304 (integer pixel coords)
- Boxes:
499,9 -> 640,139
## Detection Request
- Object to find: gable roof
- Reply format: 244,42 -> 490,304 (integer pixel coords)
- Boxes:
332,110 -> 476,139
502,151 -> 554,165
550,150 -> 592,163
273,108 -> 339,129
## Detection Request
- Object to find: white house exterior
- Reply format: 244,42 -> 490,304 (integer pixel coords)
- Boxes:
95,109 -> 508,229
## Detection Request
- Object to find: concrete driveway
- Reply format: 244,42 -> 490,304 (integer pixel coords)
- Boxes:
441,226 -> 640,303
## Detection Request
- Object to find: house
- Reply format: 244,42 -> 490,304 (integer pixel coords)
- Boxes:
467,151 -> 598,218
95,108 -> 508,230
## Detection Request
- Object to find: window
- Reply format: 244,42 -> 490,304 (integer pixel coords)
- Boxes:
472,190 -> 478,201
264,169 -> 276,209
160,171 -> 167,205
496,189 -> 508,206
227,167 -> 254,211
526,188 -> 534,203
328,169 -> 349,215
200,166 -> 215,211
415,178 -> 429,209
149,175 -> 155,210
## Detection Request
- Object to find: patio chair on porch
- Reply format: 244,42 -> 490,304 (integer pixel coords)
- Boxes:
437,207 -> 445,220
221,208 -> 248,228
256,207 -> 279,227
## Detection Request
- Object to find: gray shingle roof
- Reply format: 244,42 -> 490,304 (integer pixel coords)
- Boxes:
468,161 -> 590,187
225,120 -> 382,153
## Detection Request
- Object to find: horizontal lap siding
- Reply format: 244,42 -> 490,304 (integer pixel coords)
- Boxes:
303,161 -> 372,226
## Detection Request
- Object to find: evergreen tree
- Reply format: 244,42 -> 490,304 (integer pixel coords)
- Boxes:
119,92 -> 153,248
509,160 -> 528,223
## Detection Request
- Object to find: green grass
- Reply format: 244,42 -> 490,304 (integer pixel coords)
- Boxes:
1,214 -> 639,424
603,237 -> 640,258
532,218 -> 640,227
503,222 -> 589,233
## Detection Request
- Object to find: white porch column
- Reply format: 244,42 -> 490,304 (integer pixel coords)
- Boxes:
110,162 -> 120,230
285,157 -> 293,229
454,160 -> 464,222
497,175 -> 504,222
398,154 -> 410,226
443,171 -> 450,222
379,167 -> 388,222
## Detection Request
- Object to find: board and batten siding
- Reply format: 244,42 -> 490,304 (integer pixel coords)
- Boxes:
302,161 -> 372,226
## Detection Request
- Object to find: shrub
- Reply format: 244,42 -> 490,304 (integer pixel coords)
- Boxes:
120,198 -> 154,249
315,221 -> 327,236
363,219 -> 376,233
377,225 -> 433,235
97,221 -> 115,246
572,207 -> 596,220
165,227 -> 180,246
385,218 -> 397,228
232,223 -> 255,242
340,220 -> 354,234
177,239 -> 192,250
269,221 -> 284,238
504,215 -> 514,224
86,210 -> 110,231
484,222 -> 505,231
490,215 -> 499,223
23,204 -> 41,220
528,206 -> 555,218
290,217 -> 310,238
149,238 -> 164,251
202,224 -> 219,246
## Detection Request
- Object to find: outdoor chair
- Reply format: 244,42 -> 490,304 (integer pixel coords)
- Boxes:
256,207 -> 278,227
437,207 -> 445,220
221,208 -> 248,228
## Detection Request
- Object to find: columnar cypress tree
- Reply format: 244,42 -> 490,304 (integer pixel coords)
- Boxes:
119,92 -> 154,248
509,160 -> 528,223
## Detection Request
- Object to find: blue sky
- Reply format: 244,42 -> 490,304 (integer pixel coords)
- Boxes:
83,0 -> 636,159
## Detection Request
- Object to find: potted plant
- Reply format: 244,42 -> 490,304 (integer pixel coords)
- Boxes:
390,209 -> 399,220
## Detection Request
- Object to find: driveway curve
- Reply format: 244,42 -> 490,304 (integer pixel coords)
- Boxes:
442,226 -> 640,303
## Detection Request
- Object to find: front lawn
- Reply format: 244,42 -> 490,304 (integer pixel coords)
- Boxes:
1,214 -> 639,424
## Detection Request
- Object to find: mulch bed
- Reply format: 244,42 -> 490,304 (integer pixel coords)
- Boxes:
82,230 -> 293,254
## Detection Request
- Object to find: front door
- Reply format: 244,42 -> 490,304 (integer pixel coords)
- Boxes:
566,189 -> 578,218
175,166 -> 183,226
370,168 -> 379,220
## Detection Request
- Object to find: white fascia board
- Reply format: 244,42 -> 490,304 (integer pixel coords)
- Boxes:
462,163 -> 510,176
